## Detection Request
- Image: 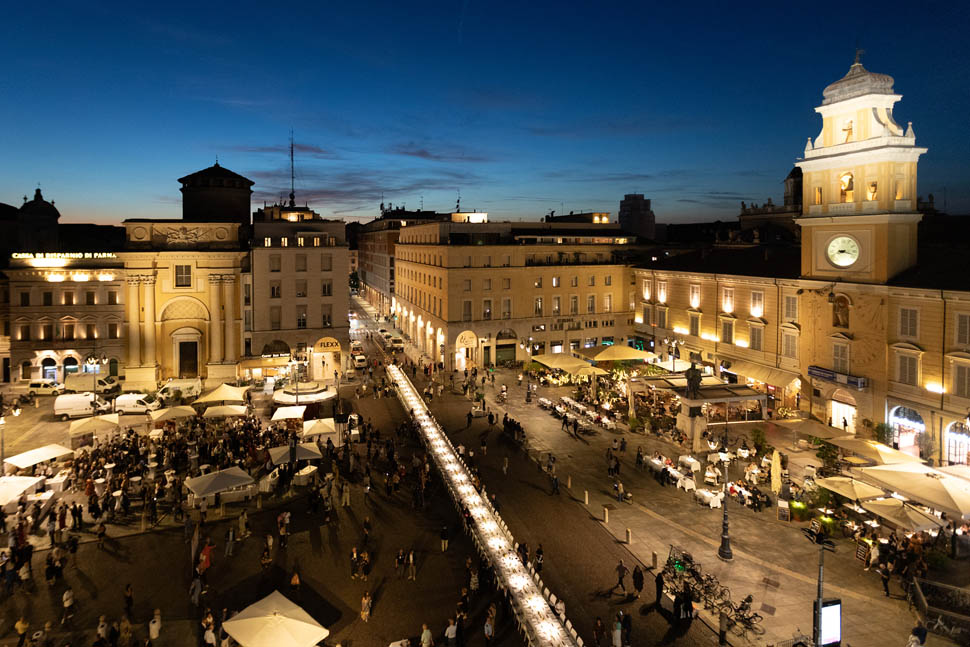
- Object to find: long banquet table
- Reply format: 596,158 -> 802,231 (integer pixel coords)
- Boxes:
388,365 -> 580,647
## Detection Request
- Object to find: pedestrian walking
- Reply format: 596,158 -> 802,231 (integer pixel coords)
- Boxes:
225,526 -> 236,557
14,616 -> 28,647
124,582 -> 134,618
444,618 -> 458,647
879,564 -> 891,597
654,570 -> 665,607
484,616 -> 494,644
502,455 -> 509,476
420,623 -> 434,647
360,591 -> 372,622
611,560 -> 629,594
551,474 -> 560,495
61,586 -> 75,625
440,525 -> 449,552
396,549 -> 406,578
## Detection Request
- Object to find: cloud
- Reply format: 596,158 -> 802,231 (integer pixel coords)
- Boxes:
526,115 -> 701,138
542,168 -> 692,183
388,142 -> 492,163
224,142 -> 340,159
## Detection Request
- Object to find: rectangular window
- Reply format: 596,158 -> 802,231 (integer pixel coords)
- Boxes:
297,237 -> 305,247
270,282 -> 281,298
642,305 -> 651,326
833,343 -> 849,374
280,237 -> 288,247
313,237 -> 321,247
603,294 -> 612,313
586,295 -> 595,314
243,284 -> 251,306
502,297 -> 511,319
571,276 -> 579,288
689,313 -> 700,337
244,311 -> 252,332
320,254 -> 333,271
108,323 -> 119,339
269,255 -> 281,272
19,292 -> 29,307
42,324 -> 54,340
534,297 -> 544,316
570,295 -> 579,315
721,319 -> 734,344
814,187 -> 822,205
898,354 -> 918,385
296,254 -> 307,272
484,256 -> 491,267
552,276 -> 560,288
483,299 -> 492,320
85,323 -> 96,339
63,292 -> 74,306
107,291 -> 118,305
958,313 -> 970,345
296,305 -> 307,329
263,237 -> 272,247
689,284 -> 701,308
503,278 -> 511,290
463,280 -> 472,291
43,291 -> 52,306
749,326 -> 763,351
321,279 -> 333,297
722,287 -> 735,313
295,280 -> 307,298
463,300 -> 473,322
174,265 -> 192,287
321,304 -> 333,327
62,323 -> 75,340
784,295 -> 798,322
588,275 -> 595,287
85,291 -> 96,305
899,308 -> 918,338
955,364 -> 970,398
534,277 -> 542,288
750,291 -> 765,317
19,325 -> 30,341
483,279 -> 491,291
657,280 -> 667,303
605,275 -> 612,286
552,296 -> 561,316
641,279 -> 651,301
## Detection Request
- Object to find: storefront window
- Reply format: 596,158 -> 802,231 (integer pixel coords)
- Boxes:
889,406 -> 924,456
946,422 -> 970,465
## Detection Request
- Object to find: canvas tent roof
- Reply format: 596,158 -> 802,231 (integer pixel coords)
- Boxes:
4,444 -> 74,470
184,467 -> 254,498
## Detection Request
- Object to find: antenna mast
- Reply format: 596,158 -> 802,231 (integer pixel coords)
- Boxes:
288,129 -> 296,207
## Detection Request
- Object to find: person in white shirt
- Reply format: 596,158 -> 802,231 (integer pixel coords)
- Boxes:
148,609 -> 162,640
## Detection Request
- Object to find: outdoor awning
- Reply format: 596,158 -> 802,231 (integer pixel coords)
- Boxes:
861,498 -> 944,532
271,405 -> 307,422
150,406 -> 198,423
194,383 -> 250,405
938,465 -> 970,483
302,418 -> 337,439
223,590 -> 329,647
860,463 -> 970,519
827,437 -> 924,465
238,356 -> 291,370
4,444 -> 74,470
775,419 -> 851,440
720,358 -> 799,388
68,414 -> 120,437
268,443 -> 322,465
203,405 -> 249,419
184,466 -> 254,498
0,476 -> 44,509
816,476 -> 885,501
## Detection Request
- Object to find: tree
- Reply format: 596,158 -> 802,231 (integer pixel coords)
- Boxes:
873,422 -> 893,446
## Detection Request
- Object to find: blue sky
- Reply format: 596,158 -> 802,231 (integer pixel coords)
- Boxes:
2,1 -> 968,224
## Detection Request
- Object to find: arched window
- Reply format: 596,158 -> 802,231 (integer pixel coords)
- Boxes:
21,361 -> 32,380
108,358 -> 119,377
41,357 -> 57,380
839,173 -> 854,203
947,422 -> 970,465
63,357 -> 79,375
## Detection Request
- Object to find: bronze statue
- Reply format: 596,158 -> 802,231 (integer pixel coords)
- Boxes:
684,362 -> 702,400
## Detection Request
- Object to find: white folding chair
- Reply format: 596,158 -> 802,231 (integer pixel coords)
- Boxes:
549,593 -> 557,605
577,637 -> 584,647
543,586 -> 550,599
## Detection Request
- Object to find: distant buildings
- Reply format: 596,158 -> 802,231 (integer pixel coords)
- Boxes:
618,194 -> 656,241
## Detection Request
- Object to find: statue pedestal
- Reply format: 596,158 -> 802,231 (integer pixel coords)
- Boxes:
205,363 -> 238,389
676,412 -> 708,453
122,366 -> 158,393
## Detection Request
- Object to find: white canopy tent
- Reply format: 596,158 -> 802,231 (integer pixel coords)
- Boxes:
0,475 -> 44,512
827,437 -> 924,465
184,467 -> 254,498
268,443 -> 322,466
150,406 -> 197,423
194,384 -> 250,405
861,498 -> 944,532
68,414 -> 120,436
4,444 -> 74,472
203,405 -> 249,419
271,405 -> 307,422
775,419 -> 851,441
860,463 -> 970,519
223,590 -> 329,647
301,418 -> 340,444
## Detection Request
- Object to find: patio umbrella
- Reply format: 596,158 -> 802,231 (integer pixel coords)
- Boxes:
826,437 -> 924,465
861,498 -> 944,532
775,419 -> 850,440
860,463 -> 970,519
770,449 -> 782,495
268,443 -> 322,465
271,405 -> 307,422
223,590 -> 329,647
532,353 -> 587,371
150,406 -> 197,423
203,405 -> 248,419
184,466 -> 254,498
193,383 -> 250,405
302,418 -> 337,438
816,476 -> 885,501
68,414 -> 120,436
570,365 -> 609,400
578,344 -> 657,363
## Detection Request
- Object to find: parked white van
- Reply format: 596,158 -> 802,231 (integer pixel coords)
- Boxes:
53,393 -> 111,420
26,379 -> 63,396
114,393 -> 161,414
156,378 -> 203,402
390,337 -> 405,352
353,354 -> 368,369
64,373 -> 119,394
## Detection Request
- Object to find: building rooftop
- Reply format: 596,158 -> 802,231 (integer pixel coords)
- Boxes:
177,162 -> 254,187
822,59 -> 895,105
642,244 -> 801,279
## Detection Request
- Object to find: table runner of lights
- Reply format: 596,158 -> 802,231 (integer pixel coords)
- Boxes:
388,365 -> 579,647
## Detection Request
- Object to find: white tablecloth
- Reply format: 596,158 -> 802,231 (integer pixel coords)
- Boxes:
293,465 -> 317,486
678,456 -> 701,472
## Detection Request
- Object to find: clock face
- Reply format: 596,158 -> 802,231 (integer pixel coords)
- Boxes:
826,236 -> 860,267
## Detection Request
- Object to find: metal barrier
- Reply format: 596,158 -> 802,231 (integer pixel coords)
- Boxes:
912,578 -> 970,641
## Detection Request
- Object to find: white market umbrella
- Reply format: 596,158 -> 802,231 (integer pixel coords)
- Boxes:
827,437 -> 924,465
4,444 -> 74,471
223,590 -> 329,647
578,344 -> 657,363
770,449 -> 782,495
532,353 -> 588,371
184,466 -> 254,498
268,443 -> 322,466
150,406 -> 197,423
193,383 -> 250,405
775,419 -> 851,441
302,418 -> 337,438
861,498 -> 944,532
68,414 -> 120,436
817,476 -> 885,501
203,405 -> 248,419
271,405 -> 307,422
860,463 -> 970,519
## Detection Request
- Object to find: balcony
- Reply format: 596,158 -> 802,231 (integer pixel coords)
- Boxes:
894,199 -> 913,211
827,202 -> 858,215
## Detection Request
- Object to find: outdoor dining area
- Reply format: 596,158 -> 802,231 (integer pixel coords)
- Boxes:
388,364 -> 581,647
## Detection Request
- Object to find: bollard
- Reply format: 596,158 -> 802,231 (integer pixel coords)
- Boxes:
719,610 -> 728,645
603,506 -> 609,523
652,551 -> 658,570
567,475 -> 572,489
626,528 -> 632,544
584,490 -> 589,505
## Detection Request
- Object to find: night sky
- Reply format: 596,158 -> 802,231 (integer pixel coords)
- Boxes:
3,2 -> 968,224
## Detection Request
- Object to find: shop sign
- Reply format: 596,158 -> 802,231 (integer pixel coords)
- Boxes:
456,330 -> 478,349
313,337 -> 341,353
807,365 -> 868,390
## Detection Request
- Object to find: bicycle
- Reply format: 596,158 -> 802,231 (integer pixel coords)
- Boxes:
721,595 -> 765,637
927,614 -> 966,641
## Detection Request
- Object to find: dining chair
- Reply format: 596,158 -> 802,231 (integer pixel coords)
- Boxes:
549,593 -> 557,605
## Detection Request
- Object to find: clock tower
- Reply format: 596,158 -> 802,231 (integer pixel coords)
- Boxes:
795,54 -> 927,284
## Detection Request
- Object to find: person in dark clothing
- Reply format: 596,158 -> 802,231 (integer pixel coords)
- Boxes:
632,565 -> 644,599
655,570 -> 665,608
879,565 -> 891,596
621,611 -> 633,646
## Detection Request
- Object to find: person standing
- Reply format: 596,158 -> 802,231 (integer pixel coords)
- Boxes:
502,455 -> 509,476
420,623 -> 434,647
124,583 -> 135,618
483,616 -> 494,645
621,610 -> 633,647
535,544 -> 544,573
440,525 -> 449,552
551,473 -> 560,495
61,586 -> 75,625
407,548 -> 417,581
395,549 -> 406,578
592,617 -> 606,646
611,613 -> 622,647
654,569 -> 665,608
360,591 -> 372,622
14,616 -> 28,647
632,565 -> 644,599
444,618 -> 458,647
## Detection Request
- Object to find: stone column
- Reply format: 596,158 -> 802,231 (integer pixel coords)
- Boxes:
127,278 -> 141,367
222,275 -> 236,362
143,276 -> 157,365
209,274 -> 223,363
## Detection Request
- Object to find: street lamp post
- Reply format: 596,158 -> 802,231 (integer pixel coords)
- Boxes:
802,527 -> 836,647
716,425 -> 739,561
85,349 -> 108,405
663,337 -> 685,371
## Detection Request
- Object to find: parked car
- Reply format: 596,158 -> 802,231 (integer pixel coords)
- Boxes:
26,379 -> 63,396
350,340 -> 364,354
54,393 -> 111,420
114,393 -> 161,414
